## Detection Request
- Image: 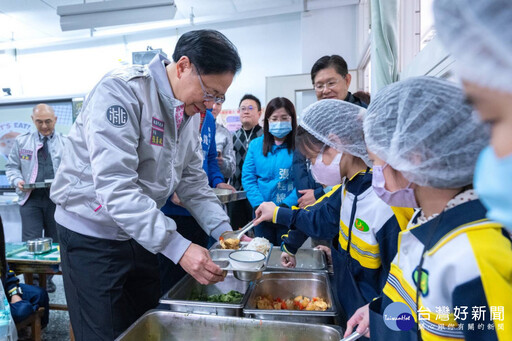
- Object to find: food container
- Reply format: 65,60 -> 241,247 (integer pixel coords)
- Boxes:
160,273 -> 251,316
22,181 -> 52,189
213,188 -> 247,204
210,246 -> 272,282
26,237 -> 53,254
266,247 -> 328,272
228,250 -> 265,270
244,272 -> 337,324
115,310 -> 343,341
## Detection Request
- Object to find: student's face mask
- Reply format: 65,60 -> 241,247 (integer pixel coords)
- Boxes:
269,121 -> 292,139
474,145 -> 512,230
372,164 -> 419,208
311,148 -> 343,187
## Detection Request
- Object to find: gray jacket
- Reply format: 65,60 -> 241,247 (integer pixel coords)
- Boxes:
215,122 -> 235,180
50,54 -> 231,264
6,130 -> 66,205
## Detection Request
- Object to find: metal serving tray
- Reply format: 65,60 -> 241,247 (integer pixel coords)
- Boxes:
243,272 -> 337,324
210,247 -> 272,282
115,310 -> 343,341
160,273 -> 251,317
266,247 -> 328,272
213,188 -> 247,204
22,180 -> 52,189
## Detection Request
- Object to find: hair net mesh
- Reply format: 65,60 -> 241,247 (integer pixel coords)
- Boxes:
434,0 -> 512,93
364,76 -> 490,189
300,99 -> 370,166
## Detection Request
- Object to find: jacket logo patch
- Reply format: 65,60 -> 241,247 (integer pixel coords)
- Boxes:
152,117 -> 164,130
412,267 -> 429,297
354,218 -> 369,232
19,149 -> 33,160
150,128 -> 163,147
106,105 -> 128,127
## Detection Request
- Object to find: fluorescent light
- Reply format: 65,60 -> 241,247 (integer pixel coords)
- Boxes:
57,0 -> 177,32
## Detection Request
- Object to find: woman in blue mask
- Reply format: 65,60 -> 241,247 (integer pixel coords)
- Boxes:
254,99 -> 413,329
345,76 -> 512,341
434,0 -> 512,232
241,97 -> 298,244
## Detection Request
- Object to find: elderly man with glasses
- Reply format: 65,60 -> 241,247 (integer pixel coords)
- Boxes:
49,30 -> 242,341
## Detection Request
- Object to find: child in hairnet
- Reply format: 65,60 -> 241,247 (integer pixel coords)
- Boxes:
434,0 -> 512,234
344,76 -> 512,341
253,99 -> 413,325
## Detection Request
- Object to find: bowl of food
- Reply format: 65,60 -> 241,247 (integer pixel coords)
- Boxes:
245,237 -> 271,256
228,250 -> 265,270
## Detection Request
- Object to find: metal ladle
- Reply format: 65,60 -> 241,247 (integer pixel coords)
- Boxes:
219,219 -> 255,241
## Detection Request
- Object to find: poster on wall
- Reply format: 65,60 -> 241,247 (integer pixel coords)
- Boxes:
0,101 -> 73,171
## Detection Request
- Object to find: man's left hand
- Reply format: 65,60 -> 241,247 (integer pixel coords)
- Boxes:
216,182 -> 235,192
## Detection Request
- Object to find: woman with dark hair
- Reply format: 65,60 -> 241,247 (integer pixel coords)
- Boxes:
241,97 -> 298,244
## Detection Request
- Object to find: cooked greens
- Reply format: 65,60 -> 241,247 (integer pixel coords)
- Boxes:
190,290 -> 244,304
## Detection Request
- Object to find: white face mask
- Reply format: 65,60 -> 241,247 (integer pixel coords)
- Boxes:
310,149 -> 343,186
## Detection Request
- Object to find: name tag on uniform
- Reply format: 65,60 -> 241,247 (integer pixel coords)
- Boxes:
19,149 -> 33,160
151,117 -> 164,147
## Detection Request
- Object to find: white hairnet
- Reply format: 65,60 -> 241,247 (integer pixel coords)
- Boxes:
364,76 -> 490,189
300,99 -> 370,166
434,0 -> 512,93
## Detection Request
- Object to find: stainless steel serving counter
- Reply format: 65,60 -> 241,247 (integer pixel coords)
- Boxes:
116,310 -> 344,341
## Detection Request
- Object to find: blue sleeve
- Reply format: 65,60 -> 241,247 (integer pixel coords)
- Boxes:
242,141 -> 265,208
375,217 -> 403,288
3,264 -> 19,296
275,186 -> 342,240
282,228 -> 309,255
206,121 -> 224,188
292,150 -> 324,199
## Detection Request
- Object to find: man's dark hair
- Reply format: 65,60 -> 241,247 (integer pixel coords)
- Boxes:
262,97 -> 296,157
239,94 -> 262,111
310,55 -> 348,83
172,29 -> 241,75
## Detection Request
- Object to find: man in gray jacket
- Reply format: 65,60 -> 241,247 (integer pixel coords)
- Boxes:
6,103 -> 65,293
50,30 -> 241,340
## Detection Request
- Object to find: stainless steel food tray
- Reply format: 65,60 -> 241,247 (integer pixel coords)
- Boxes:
244,272 -> 337,324
22,180 -> 52,189
160,273 -> 251,316
115,310 -> 343,341
213,188 -> 247,204
210,248 -> 271,271
266,247 -> 328,272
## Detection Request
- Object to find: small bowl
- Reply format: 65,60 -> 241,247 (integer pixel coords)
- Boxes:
26,237 -> 52,254
228,250 -> 265,270
233,270 -> 262,282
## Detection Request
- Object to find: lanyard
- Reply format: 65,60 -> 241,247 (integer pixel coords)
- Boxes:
414,214 -> 442,341
345,168 -> 371,261
242,127 -> 256,150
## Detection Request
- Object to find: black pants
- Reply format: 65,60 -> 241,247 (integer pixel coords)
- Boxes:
57,224 -> 160,341
227,198 -> 253,231
157,215 -> 208,295
20,189 -> 58,242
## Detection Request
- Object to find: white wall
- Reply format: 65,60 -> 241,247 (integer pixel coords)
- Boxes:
300,5 -> 358,73
1,8 -> 358,110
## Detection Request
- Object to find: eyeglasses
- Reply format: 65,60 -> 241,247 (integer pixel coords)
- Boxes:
268,115 -> 292,123
193,65 -> 226,104
314,78 -> 341,92
238,105 -> 255,112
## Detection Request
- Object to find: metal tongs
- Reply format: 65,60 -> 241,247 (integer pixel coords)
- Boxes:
219,219 -> 256,241
340,331 -> 363,341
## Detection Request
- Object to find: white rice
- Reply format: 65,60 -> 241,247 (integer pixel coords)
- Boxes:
246,237 -> 271,255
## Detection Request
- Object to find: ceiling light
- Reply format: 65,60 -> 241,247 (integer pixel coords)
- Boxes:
57,0 -> 177,32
